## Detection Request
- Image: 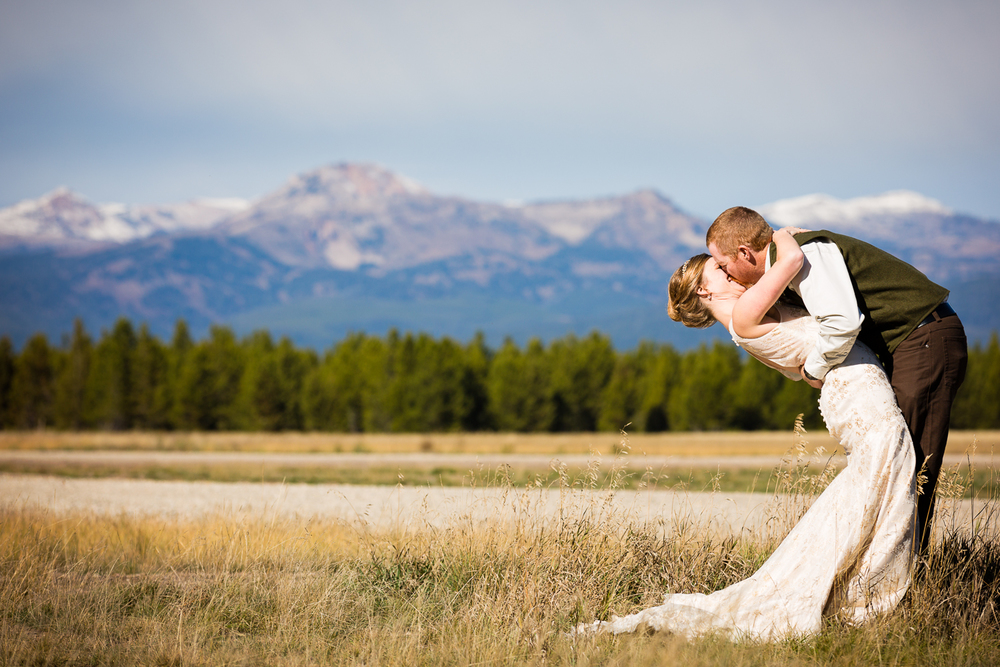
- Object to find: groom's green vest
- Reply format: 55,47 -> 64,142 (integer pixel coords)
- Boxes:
770,230 -> 949,366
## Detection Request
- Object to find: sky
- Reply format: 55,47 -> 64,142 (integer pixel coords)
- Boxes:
1,0 -> 999,221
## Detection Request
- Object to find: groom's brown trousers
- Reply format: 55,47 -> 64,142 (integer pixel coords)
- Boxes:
888,308 -> 967,554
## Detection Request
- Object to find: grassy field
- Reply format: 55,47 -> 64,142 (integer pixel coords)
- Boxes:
2,457 -> 998,499
1,429 -> 995,458
1,430 -> 997,497
0,429 -> 870,456
2,469 -> 999,665
0,458 -> 786,493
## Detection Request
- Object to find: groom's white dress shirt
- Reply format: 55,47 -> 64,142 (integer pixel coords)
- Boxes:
765,239 -> 864,381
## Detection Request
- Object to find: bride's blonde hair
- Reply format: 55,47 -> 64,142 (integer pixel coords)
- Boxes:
667,253 -> 715,329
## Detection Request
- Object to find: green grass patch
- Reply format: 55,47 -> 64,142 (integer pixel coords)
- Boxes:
2,457 -> 996,498
0,459 -> 803,493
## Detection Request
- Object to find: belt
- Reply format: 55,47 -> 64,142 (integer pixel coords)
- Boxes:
916,302 -> 956,328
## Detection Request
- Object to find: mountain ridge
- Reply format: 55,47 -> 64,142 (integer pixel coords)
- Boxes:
1,163 -> 997,350
0,187 -> 249,250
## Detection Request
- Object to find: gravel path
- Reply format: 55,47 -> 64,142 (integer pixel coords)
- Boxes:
0,473 -> 777,532
1,473 -> 984,540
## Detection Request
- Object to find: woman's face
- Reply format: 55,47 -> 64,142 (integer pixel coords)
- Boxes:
700,258 -> 745,299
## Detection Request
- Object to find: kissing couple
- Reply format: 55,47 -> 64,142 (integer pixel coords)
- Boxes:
575,206 -> 967,640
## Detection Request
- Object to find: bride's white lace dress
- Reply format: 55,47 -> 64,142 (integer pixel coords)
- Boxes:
576,304 -> 916,640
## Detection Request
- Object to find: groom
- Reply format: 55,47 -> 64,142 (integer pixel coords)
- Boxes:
706,206 -> 968,552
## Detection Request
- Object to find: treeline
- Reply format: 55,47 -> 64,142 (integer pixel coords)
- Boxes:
1,318 -> 997,432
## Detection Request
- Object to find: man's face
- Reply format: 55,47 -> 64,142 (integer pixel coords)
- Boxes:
708,242 -> 762,287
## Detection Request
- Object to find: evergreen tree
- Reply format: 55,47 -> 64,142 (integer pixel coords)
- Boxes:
303,336 -> 354,432
599,343 -> 655,432
420,336 -> 473,431
434,336 -> 478,431
303,333 -> 390,432
486,337 -> 525,431
384,333 -> 419,430
237,331 -> 285,430
460,332 -> 491,431
173,344 -> 215,430
172,323 -> 243,431
548,332 -> 616,431
952,333 -> 1000,429
274,336 -> 316,430
362,329 -> 397,431
53,319 -> 93,429
204,325 -> 244,430
131,324 -> 168,429
0,336 -> 15,427
521,338 -> 556,431
667,341 -> 742,431
728,354 -> 785,430
86,318 -> 136,429
242,354 -> 285,430
159,319 -> 194,429
11,333 -> 57,428
487,337 -> 554,432
385,333 -> 472,432
301,360 -> 339,432
637,345 -> 681,432
769,376 -> 822,430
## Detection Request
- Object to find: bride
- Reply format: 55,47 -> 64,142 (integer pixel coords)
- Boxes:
575,228 -> 917,640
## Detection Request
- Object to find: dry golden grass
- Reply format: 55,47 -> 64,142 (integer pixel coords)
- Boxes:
2,456 -> 1000,665
3,429 -> 997,457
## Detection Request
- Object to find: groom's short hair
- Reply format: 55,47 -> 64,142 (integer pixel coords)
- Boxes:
707,206 -> 773,258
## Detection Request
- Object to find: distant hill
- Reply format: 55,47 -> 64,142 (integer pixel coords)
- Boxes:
1,163 -> 997,349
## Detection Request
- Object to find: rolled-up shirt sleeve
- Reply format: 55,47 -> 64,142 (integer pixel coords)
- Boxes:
785,240 -> 864,380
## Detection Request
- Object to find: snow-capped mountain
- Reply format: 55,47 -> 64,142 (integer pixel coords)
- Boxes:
217,163 -> 703,277
0,165 -> 996,349
0,187 -> 249,249
219,163 -> 564,272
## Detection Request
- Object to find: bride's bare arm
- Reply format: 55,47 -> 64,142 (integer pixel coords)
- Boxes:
731,229 -> 804,336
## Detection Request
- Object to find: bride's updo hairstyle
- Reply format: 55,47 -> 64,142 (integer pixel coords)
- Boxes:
667,253 -> 715,329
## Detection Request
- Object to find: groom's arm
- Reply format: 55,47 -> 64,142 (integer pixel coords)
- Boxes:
788,240 -> 864,385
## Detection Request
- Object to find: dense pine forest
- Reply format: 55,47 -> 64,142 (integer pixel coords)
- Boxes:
0,318 -> 997,433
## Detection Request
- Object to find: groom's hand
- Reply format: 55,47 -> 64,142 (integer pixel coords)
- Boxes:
799,364 -> 824,389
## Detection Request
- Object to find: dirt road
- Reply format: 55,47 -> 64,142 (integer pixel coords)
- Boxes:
1,472 -> 984,541
0,472 -> 779,531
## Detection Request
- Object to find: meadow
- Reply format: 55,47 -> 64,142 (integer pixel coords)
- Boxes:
1,430 -> 997,496
0,429 -> 853,455
3,458 -> 1000,666
4,430 -> 1000,663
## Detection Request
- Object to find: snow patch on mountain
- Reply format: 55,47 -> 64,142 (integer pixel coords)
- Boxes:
0,188 -> 249,247
520,198 -> 625,244
322,238 -> 385,270
759,191 -> 953,228
0,188 -> 105,240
